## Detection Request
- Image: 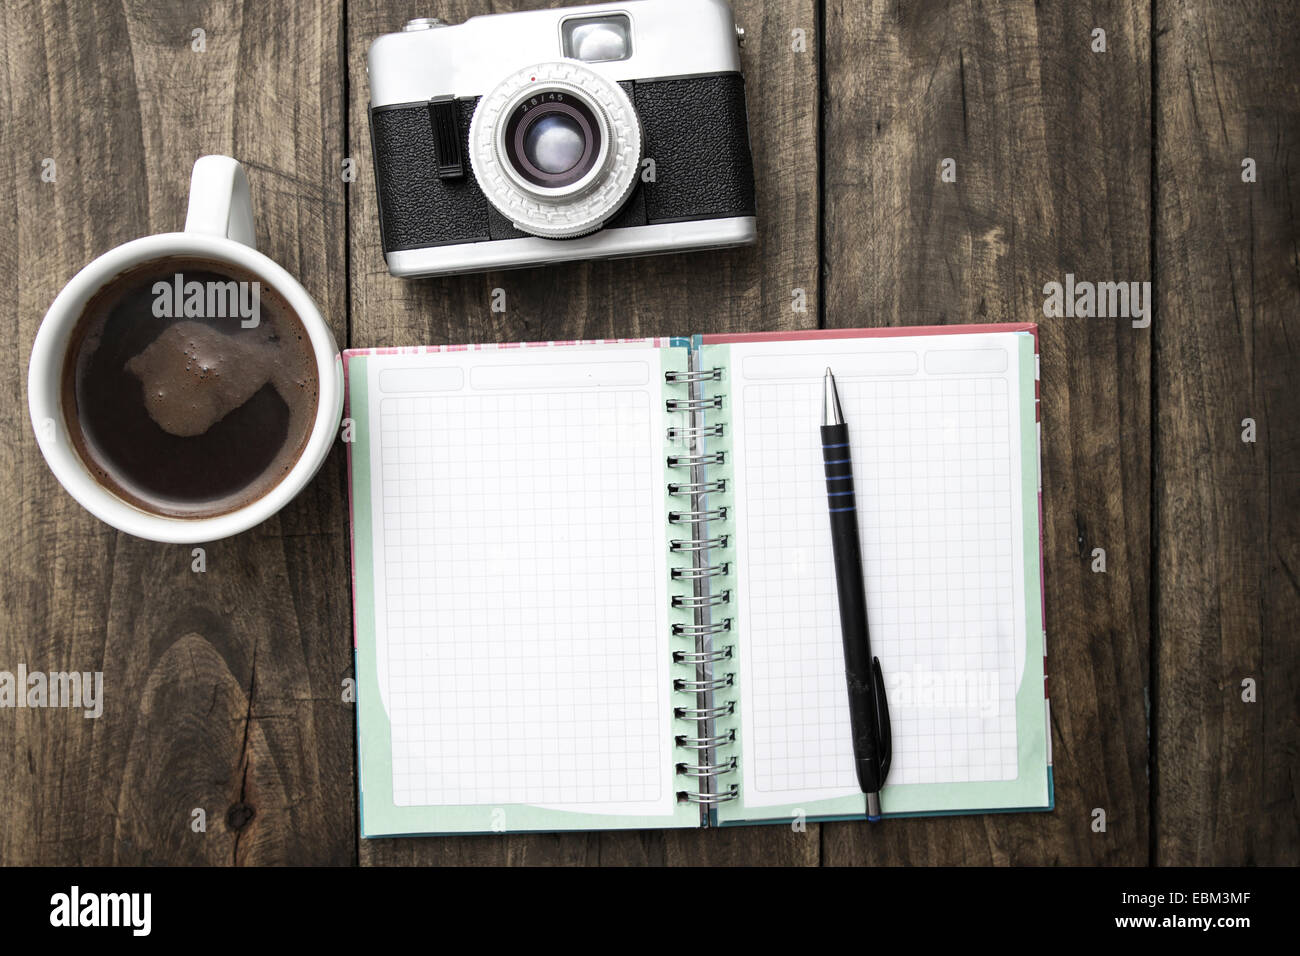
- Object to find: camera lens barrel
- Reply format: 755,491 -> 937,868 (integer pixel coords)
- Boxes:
468,60 -> 642,239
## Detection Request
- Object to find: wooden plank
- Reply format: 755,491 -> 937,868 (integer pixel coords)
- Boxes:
820,0 -> 1152,863
1152,0 -> 1300,864
0,0 -> 352,864
347,0 -> 818,864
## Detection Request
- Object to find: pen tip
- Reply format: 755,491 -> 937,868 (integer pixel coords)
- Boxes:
822,368 -> 845,426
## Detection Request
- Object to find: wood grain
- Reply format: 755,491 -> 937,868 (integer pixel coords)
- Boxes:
1152,0 -> 1300,864
0,0 -> 353,864
346,0 -> 819,865
820,0 -> 1153,863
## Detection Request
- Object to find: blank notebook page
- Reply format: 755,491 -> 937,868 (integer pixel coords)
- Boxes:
361,344 -> 675,816
726,333 -> 1030,808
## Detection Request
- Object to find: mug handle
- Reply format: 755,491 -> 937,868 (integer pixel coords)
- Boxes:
183,155 -> 256,249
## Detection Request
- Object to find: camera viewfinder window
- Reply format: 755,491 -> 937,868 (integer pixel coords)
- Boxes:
562,15 -> 633,62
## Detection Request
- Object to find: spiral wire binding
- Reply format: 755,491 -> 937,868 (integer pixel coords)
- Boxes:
665,359 -> 739,813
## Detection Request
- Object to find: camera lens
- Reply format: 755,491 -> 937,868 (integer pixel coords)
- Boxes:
523,115 -> 585,175
503,95 -> 601,189
470,61 -> 642,238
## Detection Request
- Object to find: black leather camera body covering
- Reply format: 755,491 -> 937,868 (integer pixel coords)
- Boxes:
369,72 -> 757,253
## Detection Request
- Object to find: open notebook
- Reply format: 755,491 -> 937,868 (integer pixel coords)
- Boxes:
345,326 -> 1051,836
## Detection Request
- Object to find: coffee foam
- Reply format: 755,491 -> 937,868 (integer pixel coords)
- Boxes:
126,321 -> 278,437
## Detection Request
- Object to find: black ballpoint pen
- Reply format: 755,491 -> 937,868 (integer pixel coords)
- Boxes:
821,367 -> 892,820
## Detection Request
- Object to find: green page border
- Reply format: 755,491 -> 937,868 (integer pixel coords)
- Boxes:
350,347 -> 699,836
712,333 -> 1051,825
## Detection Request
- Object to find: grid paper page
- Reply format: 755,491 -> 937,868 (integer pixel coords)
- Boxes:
364,346 -> 675,816
727,334 -> 1028,807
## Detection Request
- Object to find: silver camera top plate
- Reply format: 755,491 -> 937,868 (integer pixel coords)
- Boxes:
368,0 -> 742,107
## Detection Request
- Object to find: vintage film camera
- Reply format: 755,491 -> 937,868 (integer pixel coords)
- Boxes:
367,0 -> 757,277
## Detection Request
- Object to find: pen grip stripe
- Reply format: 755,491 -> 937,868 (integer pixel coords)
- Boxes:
821,423 -> 855,506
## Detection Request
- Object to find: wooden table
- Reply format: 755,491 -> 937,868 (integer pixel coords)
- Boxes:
1,0 -> 1294,866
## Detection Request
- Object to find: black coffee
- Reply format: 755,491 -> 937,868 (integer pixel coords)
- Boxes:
63,256 -> 319,518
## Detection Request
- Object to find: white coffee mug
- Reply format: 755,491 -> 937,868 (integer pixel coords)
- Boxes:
28,155 -> 344,544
